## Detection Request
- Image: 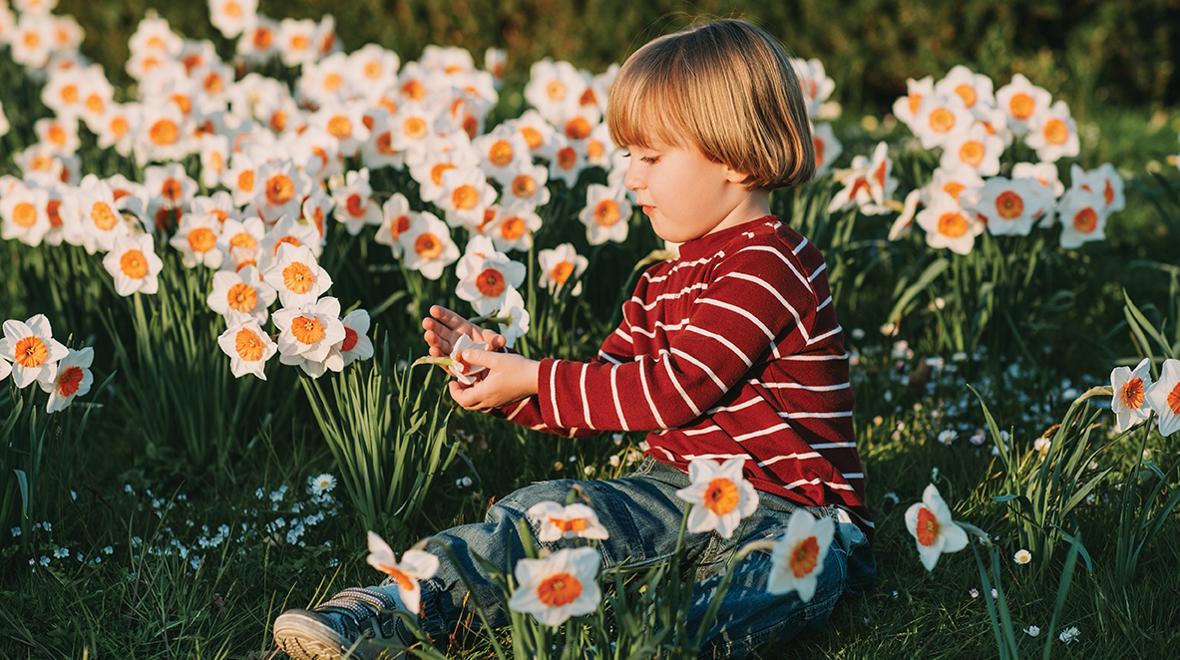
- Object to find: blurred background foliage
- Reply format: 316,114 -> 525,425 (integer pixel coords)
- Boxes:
59,0 -> 1180,119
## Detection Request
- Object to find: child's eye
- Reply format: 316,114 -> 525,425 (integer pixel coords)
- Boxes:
641,156 -> 659,164
620,149 -> 631,157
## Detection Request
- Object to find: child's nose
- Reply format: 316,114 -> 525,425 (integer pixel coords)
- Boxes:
623,164 -> 644,192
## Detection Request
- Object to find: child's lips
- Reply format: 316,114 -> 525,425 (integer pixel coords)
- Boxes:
641,205 -> 655,215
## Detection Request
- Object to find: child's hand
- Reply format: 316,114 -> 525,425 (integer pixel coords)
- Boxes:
421,305 -> 507,364
447,349 -> 539,412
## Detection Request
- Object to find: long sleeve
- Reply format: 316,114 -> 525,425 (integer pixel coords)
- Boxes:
489,298 -> 637,437
536,244 -> 821,432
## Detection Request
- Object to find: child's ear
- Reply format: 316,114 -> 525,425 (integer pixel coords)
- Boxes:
721,162 -> 753,185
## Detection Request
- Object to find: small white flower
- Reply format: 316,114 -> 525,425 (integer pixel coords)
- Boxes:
1033,437 -> 1052,456
937,429 -> 957,446
1025,625 -> 1041,637
1059,626 -> 1080,644
308,473 -> 337,496
1013,549 -> 1032,565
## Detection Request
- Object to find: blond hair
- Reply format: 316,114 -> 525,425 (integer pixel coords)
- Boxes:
607,18 -> 815,190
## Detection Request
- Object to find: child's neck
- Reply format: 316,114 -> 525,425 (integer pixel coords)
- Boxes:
702,189 -> 772,237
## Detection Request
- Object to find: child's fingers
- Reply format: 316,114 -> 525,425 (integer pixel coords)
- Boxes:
430,305 -> 473,333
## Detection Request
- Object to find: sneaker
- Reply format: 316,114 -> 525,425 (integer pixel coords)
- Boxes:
273,586 -> 417,659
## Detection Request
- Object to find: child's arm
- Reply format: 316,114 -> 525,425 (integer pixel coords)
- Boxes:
520,246 -> 825,433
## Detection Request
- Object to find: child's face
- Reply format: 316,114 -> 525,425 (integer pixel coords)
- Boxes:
621,140 -> 750,243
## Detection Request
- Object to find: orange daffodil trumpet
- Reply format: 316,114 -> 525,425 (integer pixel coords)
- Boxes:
675,457 -> 760,539
273,296 -> 346,378
526,501 -> 610,542
1111,358 -> 1153,433
766,508 -> 835,602
263,243 -> 332,309
365,531 -> 440,615
905,484 -> 968,571
508,546 -> 602,627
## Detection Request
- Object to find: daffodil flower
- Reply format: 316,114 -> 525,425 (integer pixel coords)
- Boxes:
766,508 -> 835,602
217,318 -> 277,380
675,457 -> 760,539
365,531 -> 440,615
1145,358 -> 1180,437
507,546 -> 601,627
0,314 -> 68,389
263,243 -> 332,309
904,484 -> 968,571
1111,358 -> 1153,433
526,501 -> 610,542
40,346 -> 94,413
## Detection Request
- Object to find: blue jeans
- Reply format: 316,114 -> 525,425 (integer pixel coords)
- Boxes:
376,458 -> 875,657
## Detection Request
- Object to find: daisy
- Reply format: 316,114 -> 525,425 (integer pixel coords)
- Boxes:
273,296 -> 346,378
537,243 -> 588,296
675,457 -> 759,539
169,213 -> 224,269
103,234 -> 164,297
1013,549 -> 1032,565
308,472 -> 337,496
365,531 -> 440,615
330,168 -> 383,235
399,211 -> 458,280
904,484 -> 968,571
578,184 -> 631,245
375,193 -> 415,259
995,74 -> 1051,136
207,266 -> 276,325
1057,186 -> 1107,249
40,347 -> 94,413
217,318 -> 277,380
916,193 -> 982,255
332,309 -> 374,367
508,546 -> 601,627
1110,358 -> 1153,433
263,243 -> 332,309
1145,359 -> 1180,437
0,314 -> 68,389
1,183 -> 51,247
526,501 -> 610,542
1025,100 -> 1079,163
766,508 -> 835,602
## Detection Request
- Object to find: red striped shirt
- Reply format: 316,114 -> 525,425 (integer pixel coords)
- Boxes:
494,215 -> 872,537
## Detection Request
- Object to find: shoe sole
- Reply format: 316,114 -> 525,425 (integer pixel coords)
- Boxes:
274,609 -> 365,660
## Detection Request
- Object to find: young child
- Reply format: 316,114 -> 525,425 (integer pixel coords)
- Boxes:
274,18 -> 873,659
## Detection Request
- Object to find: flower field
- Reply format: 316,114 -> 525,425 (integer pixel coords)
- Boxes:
2,1 -> 1180,657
